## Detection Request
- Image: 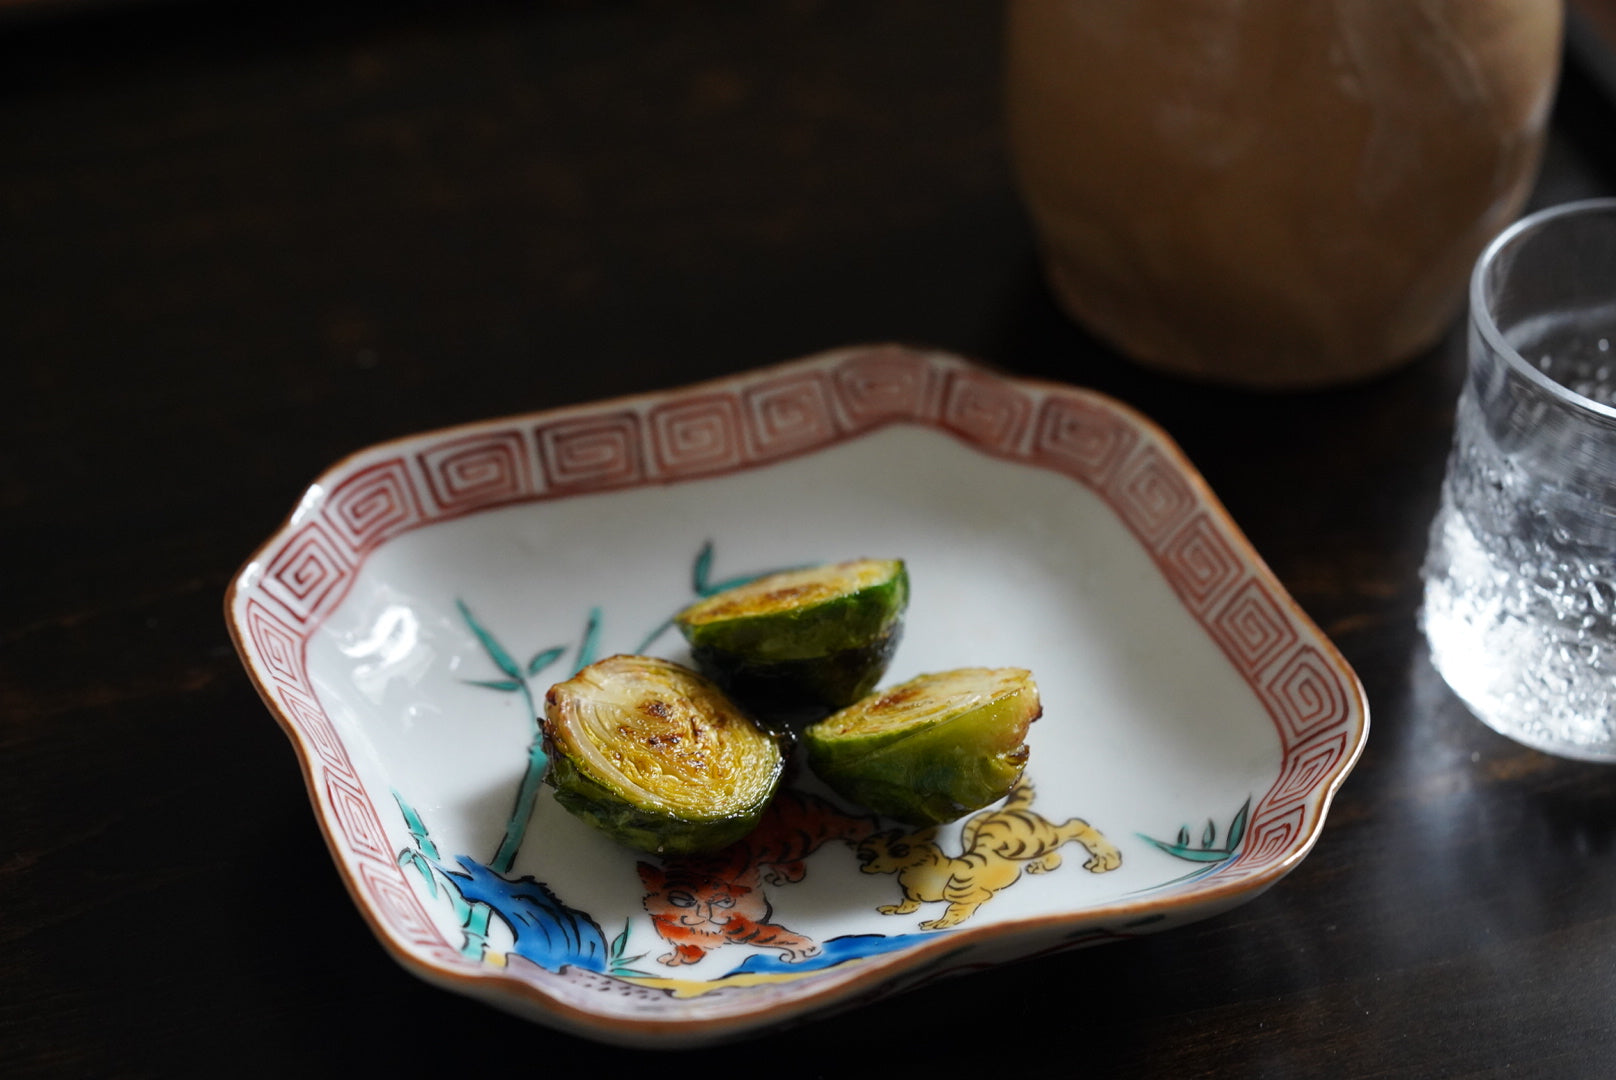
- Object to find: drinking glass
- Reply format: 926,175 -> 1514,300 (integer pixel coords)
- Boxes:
1422,198 -> 1616,760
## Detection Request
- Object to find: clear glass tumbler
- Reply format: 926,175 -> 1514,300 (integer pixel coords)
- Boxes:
1422,198 -> 1616,760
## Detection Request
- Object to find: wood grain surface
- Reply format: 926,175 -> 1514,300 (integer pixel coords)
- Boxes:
4,2 -> 1615,1076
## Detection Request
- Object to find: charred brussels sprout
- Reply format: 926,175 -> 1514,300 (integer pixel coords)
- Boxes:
542,655 -> 784,854
802,668 -> 1040,825
675,558 -> 908,722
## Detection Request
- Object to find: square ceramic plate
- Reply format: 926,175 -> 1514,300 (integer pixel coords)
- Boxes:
226,345 -> 1368,1047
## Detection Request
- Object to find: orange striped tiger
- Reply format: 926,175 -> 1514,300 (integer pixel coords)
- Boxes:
637,789 -> 878,966
855,780 -> 1120,930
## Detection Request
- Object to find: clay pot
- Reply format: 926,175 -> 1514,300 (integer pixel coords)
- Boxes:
1006,0 -> 1564,388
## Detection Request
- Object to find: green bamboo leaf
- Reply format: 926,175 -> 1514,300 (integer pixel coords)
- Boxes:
610,919 -> 632,958
634,615 -> 675,654
1227,798 -> 1251,851
490,738 -> 550,874
442,873 -> 473,921
1203,820 -> 1217,848
393,791 -> 441,860
461,903 -> 492,959
692,540 -> 715,594
414,856 -> 439,897
573,606 -> 602,672
458,599 -> 523,680
393,791 -> 428,843
395,851 -> 438,896
465,678 -> 523,692
1177,825 -> 1190,847
1138,833 -> 1232,863
527,646 -> 566,676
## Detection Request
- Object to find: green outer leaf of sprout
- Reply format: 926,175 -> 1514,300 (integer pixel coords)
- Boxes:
701,572 -> 770,597
678,561 -> 908,721
688,633 -> 901,722
803,668 -> 1037,826
543,656 -> 785,854
678,561 -> 907,662
805,668 -> 1034,772
549,750 -> 779,855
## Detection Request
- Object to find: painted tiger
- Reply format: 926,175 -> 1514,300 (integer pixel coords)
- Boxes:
636,788 -> 878,967
856,780 -> 1121,930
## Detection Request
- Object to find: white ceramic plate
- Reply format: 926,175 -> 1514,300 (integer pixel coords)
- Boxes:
227,345 -> 1368,1046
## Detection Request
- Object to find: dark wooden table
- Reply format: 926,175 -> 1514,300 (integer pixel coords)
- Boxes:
6,3 -> 1616,1076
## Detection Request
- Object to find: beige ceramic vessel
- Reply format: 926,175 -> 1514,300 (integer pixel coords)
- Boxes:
1006,0 -> 1564,388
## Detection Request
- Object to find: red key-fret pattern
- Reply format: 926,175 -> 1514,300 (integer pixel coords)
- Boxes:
231,345 -> 1364,976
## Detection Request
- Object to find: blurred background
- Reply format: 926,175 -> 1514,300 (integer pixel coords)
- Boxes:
6,2 -> 1616,1075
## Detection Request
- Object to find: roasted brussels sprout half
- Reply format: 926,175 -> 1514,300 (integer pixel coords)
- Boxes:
542,655 -> 784,854
802,667 -> 1040,826
675,558 -> 908,722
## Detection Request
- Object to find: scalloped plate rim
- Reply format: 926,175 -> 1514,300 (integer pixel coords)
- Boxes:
225,343 -> 1369,1047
